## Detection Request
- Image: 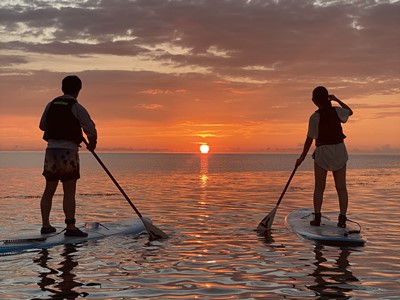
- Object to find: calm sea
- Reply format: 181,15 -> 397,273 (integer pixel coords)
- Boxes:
1,152 -> 399,299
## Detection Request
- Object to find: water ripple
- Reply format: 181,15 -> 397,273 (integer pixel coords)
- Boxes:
1,154 -> 399,299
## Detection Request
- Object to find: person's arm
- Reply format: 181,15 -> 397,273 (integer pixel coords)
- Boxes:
39,102 -> 51,131
329,95 -> 353,116
296,136 -> 313,167
73,104 -> 97,150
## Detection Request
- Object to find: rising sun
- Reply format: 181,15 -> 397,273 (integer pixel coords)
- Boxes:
199,144 -> 210,154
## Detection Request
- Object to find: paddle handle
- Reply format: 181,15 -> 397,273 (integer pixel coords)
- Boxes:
276,164 -> 298,207
83,140 -> 143,218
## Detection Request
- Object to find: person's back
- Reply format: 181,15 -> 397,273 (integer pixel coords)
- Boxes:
316,107 -> 346,147
43,97 -> 83,144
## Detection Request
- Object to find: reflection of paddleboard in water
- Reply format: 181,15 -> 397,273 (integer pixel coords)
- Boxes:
0,218 -> 147,253
285,208 -> 366,246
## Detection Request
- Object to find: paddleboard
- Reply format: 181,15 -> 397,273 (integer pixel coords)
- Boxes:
0,218 -> 148,253
285,208 -> 366,246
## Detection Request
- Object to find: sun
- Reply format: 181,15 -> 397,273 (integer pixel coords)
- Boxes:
199,144 -> 210,154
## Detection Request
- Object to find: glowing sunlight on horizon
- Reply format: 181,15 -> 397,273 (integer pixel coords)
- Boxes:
200,144 -> 210,154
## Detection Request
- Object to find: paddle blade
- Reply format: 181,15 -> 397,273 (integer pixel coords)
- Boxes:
256,206 -> 277,234
141,217 -> 168,241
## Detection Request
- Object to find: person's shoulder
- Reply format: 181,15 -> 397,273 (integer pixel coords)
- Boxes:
75,101 -> 88,109
309,111 -> 320,120
72,101 -> 90,115
334,106 -> 350,115
334,106 -> 345,111
311,111 -> 319,116
334,106 -> 351,122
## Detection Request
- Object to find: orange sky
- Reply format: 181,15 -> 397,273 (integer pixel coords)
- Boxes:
0,0 -> 399,153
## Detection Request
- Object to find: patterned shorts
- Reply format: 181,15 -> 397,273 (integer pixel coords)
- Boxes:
42,148 -> 80,182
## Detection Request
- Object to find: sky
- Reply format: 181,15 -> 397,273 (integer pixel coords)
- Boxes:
0,0 -> 399,153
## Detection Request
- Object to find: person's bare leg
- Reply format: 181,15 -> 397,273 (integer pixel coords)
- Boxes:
41,181 -> 58,228
333,165 -> 348,216
313,162 -> 327,214
62,179 -> 77,230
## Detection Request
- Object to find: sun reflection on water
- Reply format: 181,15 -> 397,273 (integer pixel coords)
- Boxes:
200,154 -> 209,188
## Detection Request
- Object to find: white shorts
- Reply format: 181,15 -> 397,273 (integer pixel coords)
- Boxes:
312,143 -> 348,171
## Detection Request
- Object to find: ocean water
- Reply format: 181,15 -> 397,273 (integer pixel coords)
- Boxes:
0,152 -> 399,300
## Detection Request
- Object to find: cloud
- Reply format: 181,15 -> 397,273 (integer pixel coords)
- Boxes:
136,103 -> 163,110
0,0 -> 399,152
1,0 -> 398,83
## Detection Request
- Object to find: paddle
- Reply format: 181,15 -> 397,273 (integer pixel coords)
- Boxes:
83,139 -> 168,240
256,164 -> 298,235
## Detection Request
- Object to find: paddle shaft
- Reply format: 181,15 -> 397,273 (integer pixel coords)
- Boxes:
84,141 -> 143,218
275,164 -> 298,207
257,164 -> 299,233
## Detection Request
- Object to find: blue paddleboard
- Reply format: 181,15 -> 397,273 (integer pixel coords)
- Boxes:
0,218 -> 148,253
285,208 -> 366,246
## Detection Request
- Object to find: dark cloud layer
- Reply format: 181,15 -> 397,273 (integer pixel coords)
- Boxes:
1,0 -> 399,79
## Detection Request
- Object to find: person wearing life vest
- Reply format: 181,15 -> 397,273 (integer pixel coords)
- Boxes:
296,86 -> 353,228
39,75 -> 97,237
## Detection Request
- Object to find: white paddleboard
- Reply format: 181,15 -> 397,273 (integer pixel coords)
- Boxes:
285,208 -> 366,246
0,218 -> 148,253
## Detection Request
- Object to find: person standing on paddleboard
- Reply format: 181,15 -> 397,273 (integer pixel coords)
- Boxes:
39,75 -> 97,237
296,86 -> 353,228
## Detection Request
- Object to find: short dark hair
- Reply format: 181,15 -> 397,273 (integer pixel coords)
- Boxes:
312,86 -> 330,107
62,75 -> 82,94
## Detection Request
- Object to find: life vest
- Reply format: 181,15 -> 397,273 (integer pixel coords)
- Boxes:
316,107 -> 346,146
43,97 -> 83,144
